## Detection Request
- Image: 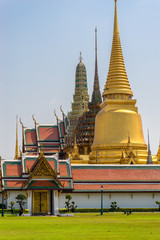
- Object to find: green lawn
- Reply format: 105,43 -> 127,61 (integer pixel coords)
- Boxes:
0,213 -> 160,240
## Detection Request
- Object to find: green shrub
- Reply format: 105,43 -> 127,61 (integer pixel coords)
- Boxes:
0,209 -> 29,214
155,201 -> 160,211
65,194 -> 72,212
110,201 -> 119,212
59,208 -> 159,213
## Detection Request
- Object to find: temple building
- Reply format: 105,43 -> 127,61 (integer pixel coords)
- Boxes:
75,28 -> 102,160
65,53 -> 89,148
1,0 -> 160,215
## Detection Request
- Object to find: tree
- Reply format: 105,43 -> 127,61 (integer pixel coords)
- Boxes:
71,201 -> 77,213
65,194 -> 72,213
15,194 -> 27,207
110,201 -> 119,212
8,201 -> 15,214
155,201 -> 160,211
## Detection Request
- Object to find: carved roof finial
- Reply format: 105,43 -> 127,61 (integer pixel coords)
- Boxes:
32,114 -> 37,125
19,118 -> 24,128
54,110 -> 59,124
60,105 -> 65,120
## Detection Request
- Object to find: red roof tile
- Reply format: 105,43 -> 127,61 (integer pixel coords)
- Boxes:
6,181 -> 24,188
38,126 -> 59,141
6,164 -> 22,177
61,180 -> 69,188
25,160 -> 36,171
25,129 -> 37,145
74,183 -> 160,190
72,168 -> 160,181
59,164 -> 68,177
31,180 -> 56,187
48,161 -> 55,170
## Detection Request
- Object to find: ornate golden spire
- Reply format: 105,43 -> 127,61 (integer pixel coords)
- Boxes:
103,0 -> 133,99
14,115 -> 19,160
114,0 -> 119,35
91,27 -> 102,104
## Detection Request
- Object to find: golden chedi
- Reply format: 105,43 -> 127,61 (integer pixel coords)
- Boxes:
89,0 -> 148,164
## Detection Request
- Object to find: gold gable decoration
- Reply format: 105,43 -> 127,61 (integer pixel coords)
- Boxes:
25,153 -> 62,188
120,138 -> 138,164
32,160 -> 54,178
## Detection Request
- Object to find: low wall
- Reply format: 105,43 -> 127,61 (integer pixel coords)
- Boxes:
58,192 -> 160,209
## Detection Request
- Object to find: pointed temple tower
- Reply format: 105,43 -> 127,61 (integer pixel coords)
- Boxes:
89,0 -> 148,164
91,27 -> 102,105
66,53 -> 89,146
147,130 -> 153,164
75,28 -> 102,158
14,116 -> 19,160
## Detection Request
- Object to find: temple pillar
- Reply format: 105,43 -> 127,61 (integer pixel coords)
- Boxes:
53,190 -> 59,215
27,190 -> 32,215
84,146 -> 88,155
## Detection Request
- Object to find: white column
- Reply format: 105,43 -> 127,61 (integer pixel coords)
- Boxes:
53,190 -> 59,215
27,191 -> 32,215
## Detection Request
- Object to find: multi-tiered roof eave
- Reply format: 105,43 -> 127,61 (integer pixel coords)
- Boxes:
22,114 -> 68,156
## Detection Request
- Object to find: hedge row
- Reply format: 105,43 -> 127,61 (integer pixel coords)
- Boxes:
0,204 -> 6,209
59,208 -> 160,213
0,209 -> 29,214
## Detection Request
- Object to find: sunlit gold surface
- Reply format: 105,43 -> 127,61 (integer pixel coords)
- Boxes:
102,0 -> 132,99
89,0 -> 148,164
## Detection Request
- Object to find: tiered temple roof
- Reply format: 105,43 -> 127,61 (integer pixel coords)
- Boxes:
22,114 -> 68,156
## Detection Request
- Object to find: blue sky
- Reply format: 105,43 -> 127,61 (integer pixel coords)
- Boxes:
0,0 -> 160,159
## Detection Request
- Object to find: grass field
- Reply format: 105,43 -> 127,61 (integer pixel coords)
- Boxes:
0,213 -> 160,240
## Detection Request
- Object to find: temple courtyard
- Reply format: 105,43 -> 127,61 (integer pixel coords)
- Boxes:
0,213 -> 160,240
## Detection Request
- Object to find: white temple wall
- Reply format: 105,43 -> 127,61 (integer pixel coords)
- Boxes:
7,191 -> 28,210
59,192 -> 160,209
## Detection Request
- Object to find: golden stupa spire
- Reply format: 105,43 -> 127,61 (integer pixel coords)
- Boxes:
114,0 -> 119,35
103,0 -> 133,99
14,115 -> 19,160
